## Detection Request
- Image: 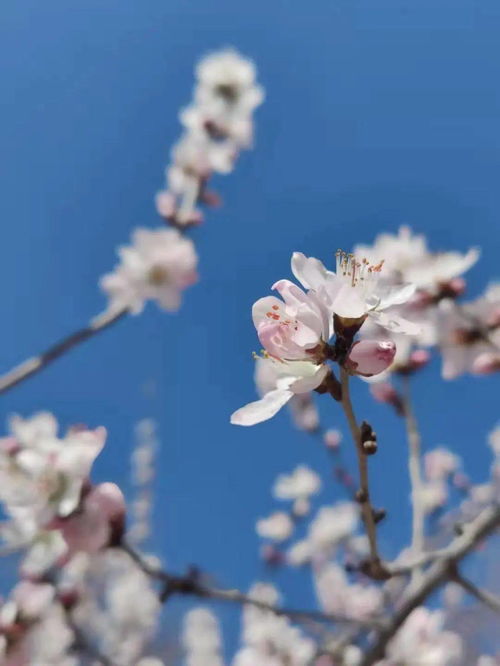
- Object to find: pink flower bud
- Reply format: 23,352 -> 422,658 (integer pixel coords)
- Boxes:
346,340 -> 396,377
472,352 -> 500,375
323,428 -> 342,450
409,349 -> 431,371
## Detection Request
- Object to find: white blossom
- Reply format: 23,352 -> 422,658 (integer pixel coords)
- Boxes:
256,512 -> 294,542
100,227 -> 198,314
273,465 -> 321,501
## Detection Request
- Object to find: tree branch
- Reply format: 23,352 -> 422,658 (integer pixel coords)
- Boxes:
360,503 -> 500,665
0,308 -> 127,395
339,369 -> 386,579
120,542 -> 383,630
451,568 -> 500,615
401,374 -> 425,582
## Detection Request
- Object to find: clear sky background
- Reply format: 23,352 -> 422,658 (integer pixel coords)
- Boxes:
0,0 -> 499,658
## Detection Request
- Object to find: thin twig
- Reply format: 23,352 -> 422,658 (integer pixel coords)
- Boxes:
401,374 -> 425,583
452,569 -> 500,615
0,308 -> 127,395
360,503 -> 500,665
120,542 -> 383,630
339,369 -> 385,578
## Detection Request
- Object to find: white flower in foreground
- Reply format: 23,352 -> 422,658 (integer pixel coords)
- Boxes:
100,228 -> 198,314
273,465 -> 321,501
231,358 -> 329,426
292,251 -> 418,334
437,283 -> 500,379
252,278 -> 334,361
256,511 -> 294,542
254,356 -> 319,432
380,607 -> 463,666
354,226 -> 479,296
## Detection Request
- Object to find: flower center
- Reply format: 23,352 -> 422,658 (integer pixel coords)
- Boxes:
148,265 -> 170,286
335,250 -> 385,288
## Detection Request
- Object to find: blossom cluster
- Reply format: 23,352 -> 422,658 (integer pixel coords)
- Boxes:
100,49 -> 263,316
0,413 -> 162,666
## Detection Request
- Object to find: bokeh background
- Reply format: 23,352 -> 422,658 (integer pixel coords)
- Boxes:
0,0 -> 499,657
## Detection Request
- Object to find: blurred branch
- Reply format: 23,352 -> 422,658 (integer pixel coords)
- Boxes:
360,503 -> 500,665
0,308 -> 127,395
120,542 -> 384,630
401,374 -> 425,583
451,568 -> 500,615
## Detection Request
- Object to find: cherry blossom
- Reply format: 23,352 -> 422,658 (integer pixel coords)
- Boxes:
291,251 -> 418,334
273,465 -> 321,501
231,358 -> 329,426
438,283 -> 500,379
100,227 -> 198,314
354,226 -> 479,297
376,607 -> 463,666
314,562 -> 383,620
183,608 -> 224,666
256,512 -> 294,542
345,339 -> 396,376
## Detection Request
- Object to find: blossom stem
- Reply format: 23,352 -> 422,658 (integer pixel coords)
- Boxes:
339,368 -> 383,576
401,375 -> 425,582
0,308 -> 127,395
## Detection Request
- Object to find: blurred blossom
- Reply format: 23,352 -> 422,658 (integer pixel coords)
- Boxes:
354,226 -> 479,297
183,607 -> 225,666
419,481 -> 448,514
376,607 -> 463,666
323,429 -> 342,449
424,448 -> 461,482
100,228 -> 198,314
314,562 -> 384,620
273,465 -> 321,501
256,512 -> 294,542
0,412 -> 105,525
488,425 -> 500,457
156,49 -> 264,226
438,283 -> 500,380
232,583 -> 316,666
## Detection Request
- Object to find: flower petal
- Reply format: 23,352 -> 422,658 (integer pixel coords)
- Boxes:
230,388 -> 294,426
369,311 -> 422,336
291,253 -> 332,291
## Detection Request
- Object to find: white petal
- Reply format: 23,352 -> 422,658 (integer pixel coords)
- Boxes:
230,389 -> 293,426
376,282 -> 416,310
291,253 -> 331,291
369,311 -> 422,336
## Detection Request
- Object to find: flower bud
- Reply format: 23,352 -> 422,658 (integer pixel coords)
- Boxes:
472,352 -> 500,375
346,340 -> 396,377
323,428 -> 342,450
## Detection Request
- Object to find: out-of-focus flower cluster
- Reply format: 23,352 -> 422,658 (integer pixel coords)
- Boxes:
156,48 -> 264,228
0,413 -> 163,666
101,49 -> 263,316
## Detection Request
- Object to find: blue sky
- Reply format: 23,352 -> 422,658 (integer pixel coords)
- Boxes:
0,0 -> 499,656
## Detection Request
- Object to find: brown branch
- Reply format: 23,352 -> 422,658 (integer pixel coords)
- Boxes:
0,308 -> 127,395
120,542 -> 383,630
339,369 -> 387,579
360,503 -> 500,665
